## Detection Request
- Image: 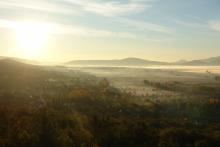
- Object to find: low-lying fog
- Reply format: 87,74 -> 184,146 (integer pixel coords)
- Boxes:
64,65 -> 220,99
66,65 -> 220,74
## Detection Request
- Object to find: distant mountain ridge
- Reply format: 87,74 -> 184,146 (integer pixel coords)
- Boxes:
182,56 -> 220,66
67,57 -> 169,66
1,56 -> 220,66
67,56 -> 220,66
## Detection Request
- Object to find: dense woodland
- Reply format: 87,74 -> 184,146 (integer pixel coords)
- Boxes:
1,59 -> 220,147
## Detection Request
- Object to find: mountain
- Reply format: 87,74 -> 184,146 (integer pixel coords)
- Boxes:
67,57 -> 169,66
67,56 -> 220,66
173,60 -> 188,64
2,56 -> 220,66
0,58 -> 40,74
0,56 -> 40,65
182,56 -> 220,66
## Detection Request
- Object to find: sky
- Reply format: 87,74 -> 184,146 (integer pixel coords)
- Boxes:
0,0 -> 220,62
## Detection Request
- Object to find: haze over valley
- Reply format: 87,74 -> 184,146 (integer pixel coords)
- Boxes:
1,0 -> 220,147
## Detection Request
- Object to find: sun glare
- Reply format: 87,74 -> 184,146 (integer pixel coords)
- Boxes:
14,21 -> 51,59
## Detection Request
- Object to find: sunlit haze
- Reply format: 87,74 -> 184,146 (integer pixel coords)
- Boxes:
1,1 -> 220,146
14,21 -> 52,59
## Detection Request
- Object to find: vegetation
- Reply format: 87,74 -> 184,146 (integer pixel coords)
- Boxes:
215,76 -> 220,81
1,60 -> 220,147
143,80 -> 220,97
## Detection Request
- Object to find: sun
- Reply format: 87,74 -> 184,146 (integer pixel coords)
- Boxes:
14,21 -> 50,59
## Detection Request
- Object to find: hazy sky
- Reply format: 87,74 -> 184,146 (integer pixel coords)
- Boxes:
0,0 -> 220,62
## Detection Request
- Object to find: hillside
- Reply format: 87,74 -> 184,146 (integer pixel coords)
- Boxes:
67,56 -> 220,66
0,59 -> 97,96
67,57 -> 169,66
180,56 -> 220,66
0,56 -> 40,65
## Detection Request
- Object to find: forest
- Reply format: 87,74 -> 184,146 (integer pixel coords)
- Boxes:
0,59 -> 220,147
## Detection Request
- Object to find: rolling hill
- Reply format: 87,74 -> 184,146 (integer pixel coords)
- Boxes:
2,56 -> 220,66
67,57 -> 169,66
67,56 -> 220,66
0,56 -> 40,65
182,56 -> 220,66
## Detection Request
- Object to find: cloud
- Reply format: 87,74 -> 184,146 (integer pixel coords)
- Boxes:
0,18 -> 135,39
61,0 -> 172,34
209,20 -> 220,32
175,20 -> 206,28
0,0 -> 153,17
114,17 -> 173,33
175,19 -> 220,33
54,23 -> 136,38
0,0 -> 79,15
0,19 -> 13,28
62,0 -> 152,17
144,37 -> 175,42
0,0 -> 171,39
